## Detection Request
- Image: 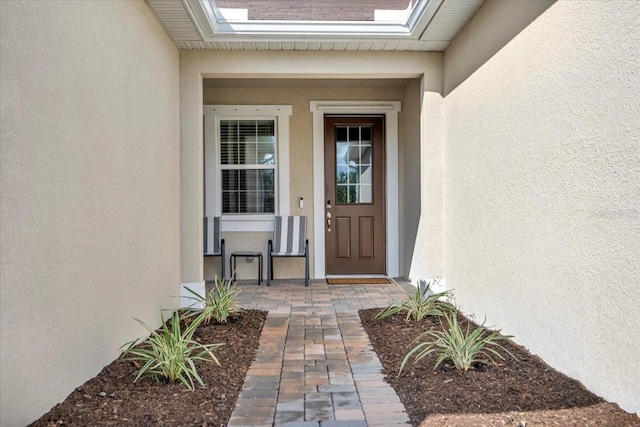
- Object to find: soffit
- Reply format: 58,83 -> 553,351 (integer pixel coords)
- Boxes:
145,0 -> 483,51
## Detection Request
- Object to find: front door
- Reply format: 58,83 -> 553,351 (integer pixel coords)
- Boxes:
324,116 -> 385,275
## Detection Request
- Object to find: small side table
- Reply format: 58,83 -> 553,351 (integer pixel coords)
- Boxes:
230,251 -> 263,285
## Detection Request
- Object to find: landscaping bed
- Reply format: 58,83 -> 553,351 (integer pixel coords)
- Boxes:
25,302 -> 639,427
29,310 -> 267,427
359,308 -> 639,427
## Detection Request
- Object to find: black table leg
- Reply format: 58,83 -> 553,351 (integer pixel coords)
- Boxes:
232,255 -> 237,282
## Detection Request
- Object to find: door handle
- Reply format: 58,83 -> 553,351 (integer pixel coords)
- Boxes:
326,212 -> 331,232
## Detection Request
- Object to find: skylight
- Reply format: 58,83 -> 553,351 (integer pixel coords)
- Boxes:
214,0 -> 414,22
184,0 -> 441,41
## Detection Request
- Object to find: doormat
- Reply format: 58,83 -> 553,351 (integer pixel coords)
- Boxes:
326,277 -> 392,285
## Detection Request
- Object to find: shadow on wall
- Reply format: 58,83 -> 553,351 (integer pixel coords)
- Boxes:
443,0 -> 555,96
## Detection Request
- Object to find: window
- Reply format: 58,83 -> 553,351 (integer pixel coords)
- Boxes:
204,105 -> 292,231
220,119 -> 276,214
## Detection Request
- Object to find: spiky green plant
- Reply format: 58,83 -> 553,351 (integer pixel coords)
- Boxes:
376,277 -> 453,322
120,310 -> 222,390
399,311 -> 516,374
185,275 -> 242,324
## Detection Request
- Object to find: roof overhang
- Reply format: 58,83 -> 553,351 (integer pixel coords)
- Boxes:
146,0 -> 484,51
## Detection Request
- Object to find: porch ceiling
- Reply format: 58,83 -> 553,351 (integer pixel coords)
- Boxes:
145,0 -> 484,51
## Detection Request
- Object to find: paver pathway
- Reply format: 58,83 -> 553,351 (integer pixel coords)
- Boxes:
228,280 -> 414,427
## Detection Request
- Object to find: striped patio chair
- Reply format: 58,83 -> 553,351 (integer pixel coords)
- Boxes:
267,216 -> 309,286
204,216 -> 225,279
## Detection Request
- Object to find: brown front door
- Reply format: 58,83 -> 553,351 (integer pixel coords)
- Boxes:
324,116 -> 385,275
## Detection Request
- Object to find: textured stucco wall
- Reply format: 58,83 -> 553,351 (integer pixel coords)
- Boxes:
408,86 -> 444,283
203,85 -> 408,280
443,0 -> 640,414
181,50 -> 441,283
401,79 -> 420,279
0,2 -> 180,425
443,0 -> 555,96
403,78 -> 445,283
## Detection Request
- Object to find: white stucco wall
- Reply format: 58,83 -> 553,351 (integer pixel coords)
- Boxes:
408,86 -> 444,283
443,0 -> 640,414
0,2 -> 180,425
401,79 -> 421,279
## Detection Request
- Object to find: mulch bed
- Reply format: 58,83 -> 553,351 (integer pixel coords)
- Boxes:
29,310 -> 267,427
24,306 -> 639,427
359,308 -> 640,427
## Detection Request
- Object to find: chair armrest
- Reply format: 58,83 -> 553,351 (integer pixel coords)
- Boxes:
220,238 -> 226,279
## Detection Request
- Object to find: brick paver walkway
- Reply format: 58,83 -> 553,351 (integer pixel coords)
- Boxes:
227,279 -> 414,427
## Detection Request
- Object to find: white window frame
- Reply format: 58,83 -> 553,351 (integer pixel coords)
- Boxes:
204,105 -> 292,232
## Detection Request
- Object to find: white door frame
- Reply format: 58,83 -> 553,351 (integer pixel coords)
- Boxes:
310,100 -> 402,278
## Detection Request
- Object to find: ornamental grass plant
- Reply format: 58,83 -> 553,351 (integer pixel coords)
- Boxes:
399,310 -> 516,374
185,275 -> 243,324
376,277 -> 453,322
120,310 -> 222,391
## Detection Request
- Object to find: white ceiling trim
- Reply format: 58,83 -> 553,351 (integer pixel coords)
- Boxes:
175,40 -> 451,51
147,0 -> 484,51
209,21 -> 412,39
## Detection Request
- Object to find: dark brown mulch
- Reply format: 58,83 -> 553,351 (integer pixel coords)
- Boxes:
359,308 -> 640,427
29,310 -> 267,427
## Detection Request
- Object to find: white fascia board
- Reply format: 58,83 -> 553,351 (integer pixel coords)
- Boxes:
314,103 -> 398,112
192,0 -> 444,42
206,105 -> 292,116
183,0 -> 219,37
212,20 -> 413,40
408,0 -> 444,39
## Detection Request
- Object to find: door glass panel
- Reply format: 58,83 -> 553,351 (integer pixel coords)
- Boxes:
335,125 -> 373,204
360,126 -> 372,143
336,127 -> 348,142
